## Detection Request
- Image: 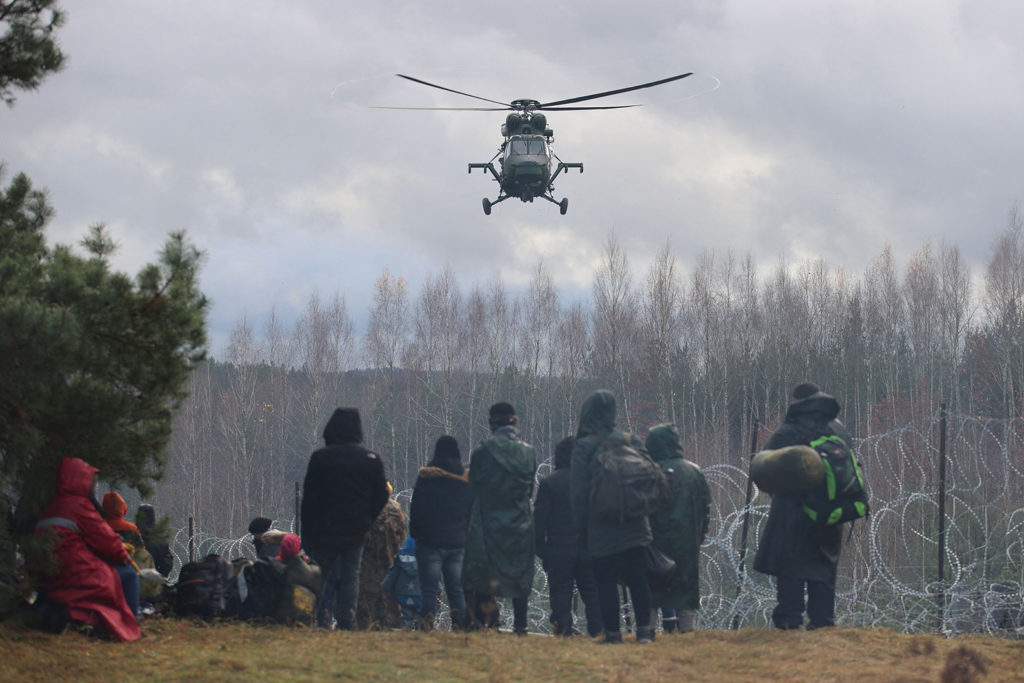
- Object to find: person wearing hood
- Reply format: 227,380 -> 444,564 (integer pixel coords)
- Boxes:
462,402 -> 537,633
301,407 -> 390,630
101,493 -> 145,550
32,458 -> 142,641
135,504 -> 174,577
570,389 -> 655,644
535,436 -> 602,637
754,383 -> 850,630
645,423 -> 711,633
409,435 -> 473,630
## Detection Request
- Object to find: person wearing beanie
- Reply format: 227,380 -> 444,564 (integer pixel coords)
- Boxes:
409,435 -> 473,630
534,436 -> 603,637
754,382 -> 851,630
275,532 -> 323,625
301,407 -> 390,630
248,517 -> 283,559
462,402 -> 537,634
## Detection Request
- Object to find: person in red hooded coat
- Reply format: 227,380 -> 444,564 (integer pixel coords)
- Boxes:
33,458 -> 142,641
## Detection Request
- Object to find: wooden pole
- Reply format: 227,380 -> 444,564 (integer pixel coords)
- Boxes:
188,515 -> 195,563
937,402 -> 948,631
732,416 -> 760,630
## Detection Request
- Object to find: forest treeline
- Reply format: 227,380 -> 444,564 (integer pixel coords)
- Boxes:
155,215 -> 1024,538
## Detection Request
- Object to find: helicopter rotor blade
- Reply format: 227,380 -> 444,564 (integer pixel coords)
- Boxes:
372,106 -> 510,111
539,72 -> 693,108
540,104 -> 641,111
395,74 -> 512,108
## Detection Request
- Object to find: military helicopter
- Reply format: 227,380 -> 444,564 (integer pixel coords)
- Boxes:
378,72 -> 692,215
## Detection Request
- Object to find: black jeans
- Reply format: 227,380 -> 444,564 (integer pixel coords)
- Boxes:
773,574 -> 835,629
546,551 -> 603,636
592,545 -> 651,634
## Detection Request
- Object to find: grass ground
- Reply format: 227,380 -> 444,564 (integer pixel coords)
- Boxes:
2,618 -> 1023,682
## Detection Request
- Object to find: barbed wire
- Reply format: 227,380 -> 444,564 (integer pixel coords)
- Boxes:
166,413 -> 1024,637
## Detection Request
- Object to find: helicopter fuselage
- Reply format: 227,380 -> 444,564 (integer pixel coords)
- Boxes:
500,134 -> 552,202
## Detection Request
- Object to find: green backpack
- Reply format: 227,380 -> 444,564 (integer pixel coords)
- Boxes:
801,433 -> 869,526
589,432 -> 669,523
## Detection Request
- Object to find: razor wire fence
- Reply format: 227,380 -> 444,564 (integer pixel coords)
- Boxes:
168,411 -> 1024,637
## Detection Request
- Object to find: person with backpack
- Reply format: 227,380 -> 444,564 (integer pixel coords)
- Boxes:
301,407 -> 390,630
645,423 -> 711,633
534,436 -> 603,637
462,402 -> 537,633
570,389 -> 660,644
754,382 -> 863,630
409,435 -> 473,630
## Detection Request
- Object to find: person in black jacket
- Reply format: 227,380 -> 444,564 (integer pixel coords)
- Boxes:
535,436 -> 603,637
135,504 -> 174,578
754,382 -> 850,630
301,407 -> 389,630
409,435 -> 473,630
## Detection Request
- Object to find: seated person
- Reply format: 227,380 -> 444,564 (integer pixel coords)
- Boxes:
101,492 -> 146,554
248,517 -> 283,559
135,504 -> 175,577
276,532 -> 322,624
32,458 -> 141,641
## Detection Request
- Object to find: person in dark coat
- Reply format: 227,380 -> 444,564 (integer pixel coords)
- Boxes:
409,435 -> 473,630
301,407 -> 390,630
462,402 -> 537,633
570,389 -> 654,644
534,436 -> 602,637
753,382 -> 850,630
31,458 -> 141,641
135,504 -> 174,578
248,517 -> 282,560
645,423 -> 711,633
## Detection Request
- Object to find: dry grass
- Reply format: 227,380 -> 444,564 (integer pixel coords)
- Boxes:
3,618 -> 1024,682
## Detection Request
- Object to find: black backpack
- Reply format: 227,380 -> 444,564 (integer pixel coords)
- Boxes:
589,432 -> 669,523
176,554 -> 233,619
801,433 -> 869,526
238,558 -> 288,621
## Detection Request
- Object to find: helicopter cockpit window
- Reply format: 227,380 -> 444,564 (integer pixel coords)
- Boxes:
509,138 -> 546,156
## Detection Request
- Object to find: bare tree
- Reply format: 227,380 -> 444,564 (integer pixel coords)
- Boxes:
592,232 -> 640,430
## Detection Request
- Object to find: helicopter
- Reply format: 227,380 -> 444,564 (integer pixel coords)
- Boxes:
378,72 -> 693,215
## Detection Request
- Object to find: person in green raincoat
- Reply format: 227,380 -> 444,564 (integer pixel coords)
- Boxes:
462,402 -> 537,633
645,423 -> 711,633
571,389 -> 655,644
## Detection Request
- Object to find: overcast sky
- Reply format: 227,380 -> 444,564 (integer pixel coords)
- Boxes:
5,1 -> 1022,355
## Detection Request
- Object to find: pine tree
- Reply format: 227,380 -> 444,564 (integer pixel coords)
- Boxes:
0,171 -> 208,538
0,0 -> 66,105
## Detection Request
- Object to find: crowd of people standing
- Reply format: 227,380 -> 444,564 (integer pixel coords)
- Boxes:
26,382 -> 858,643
